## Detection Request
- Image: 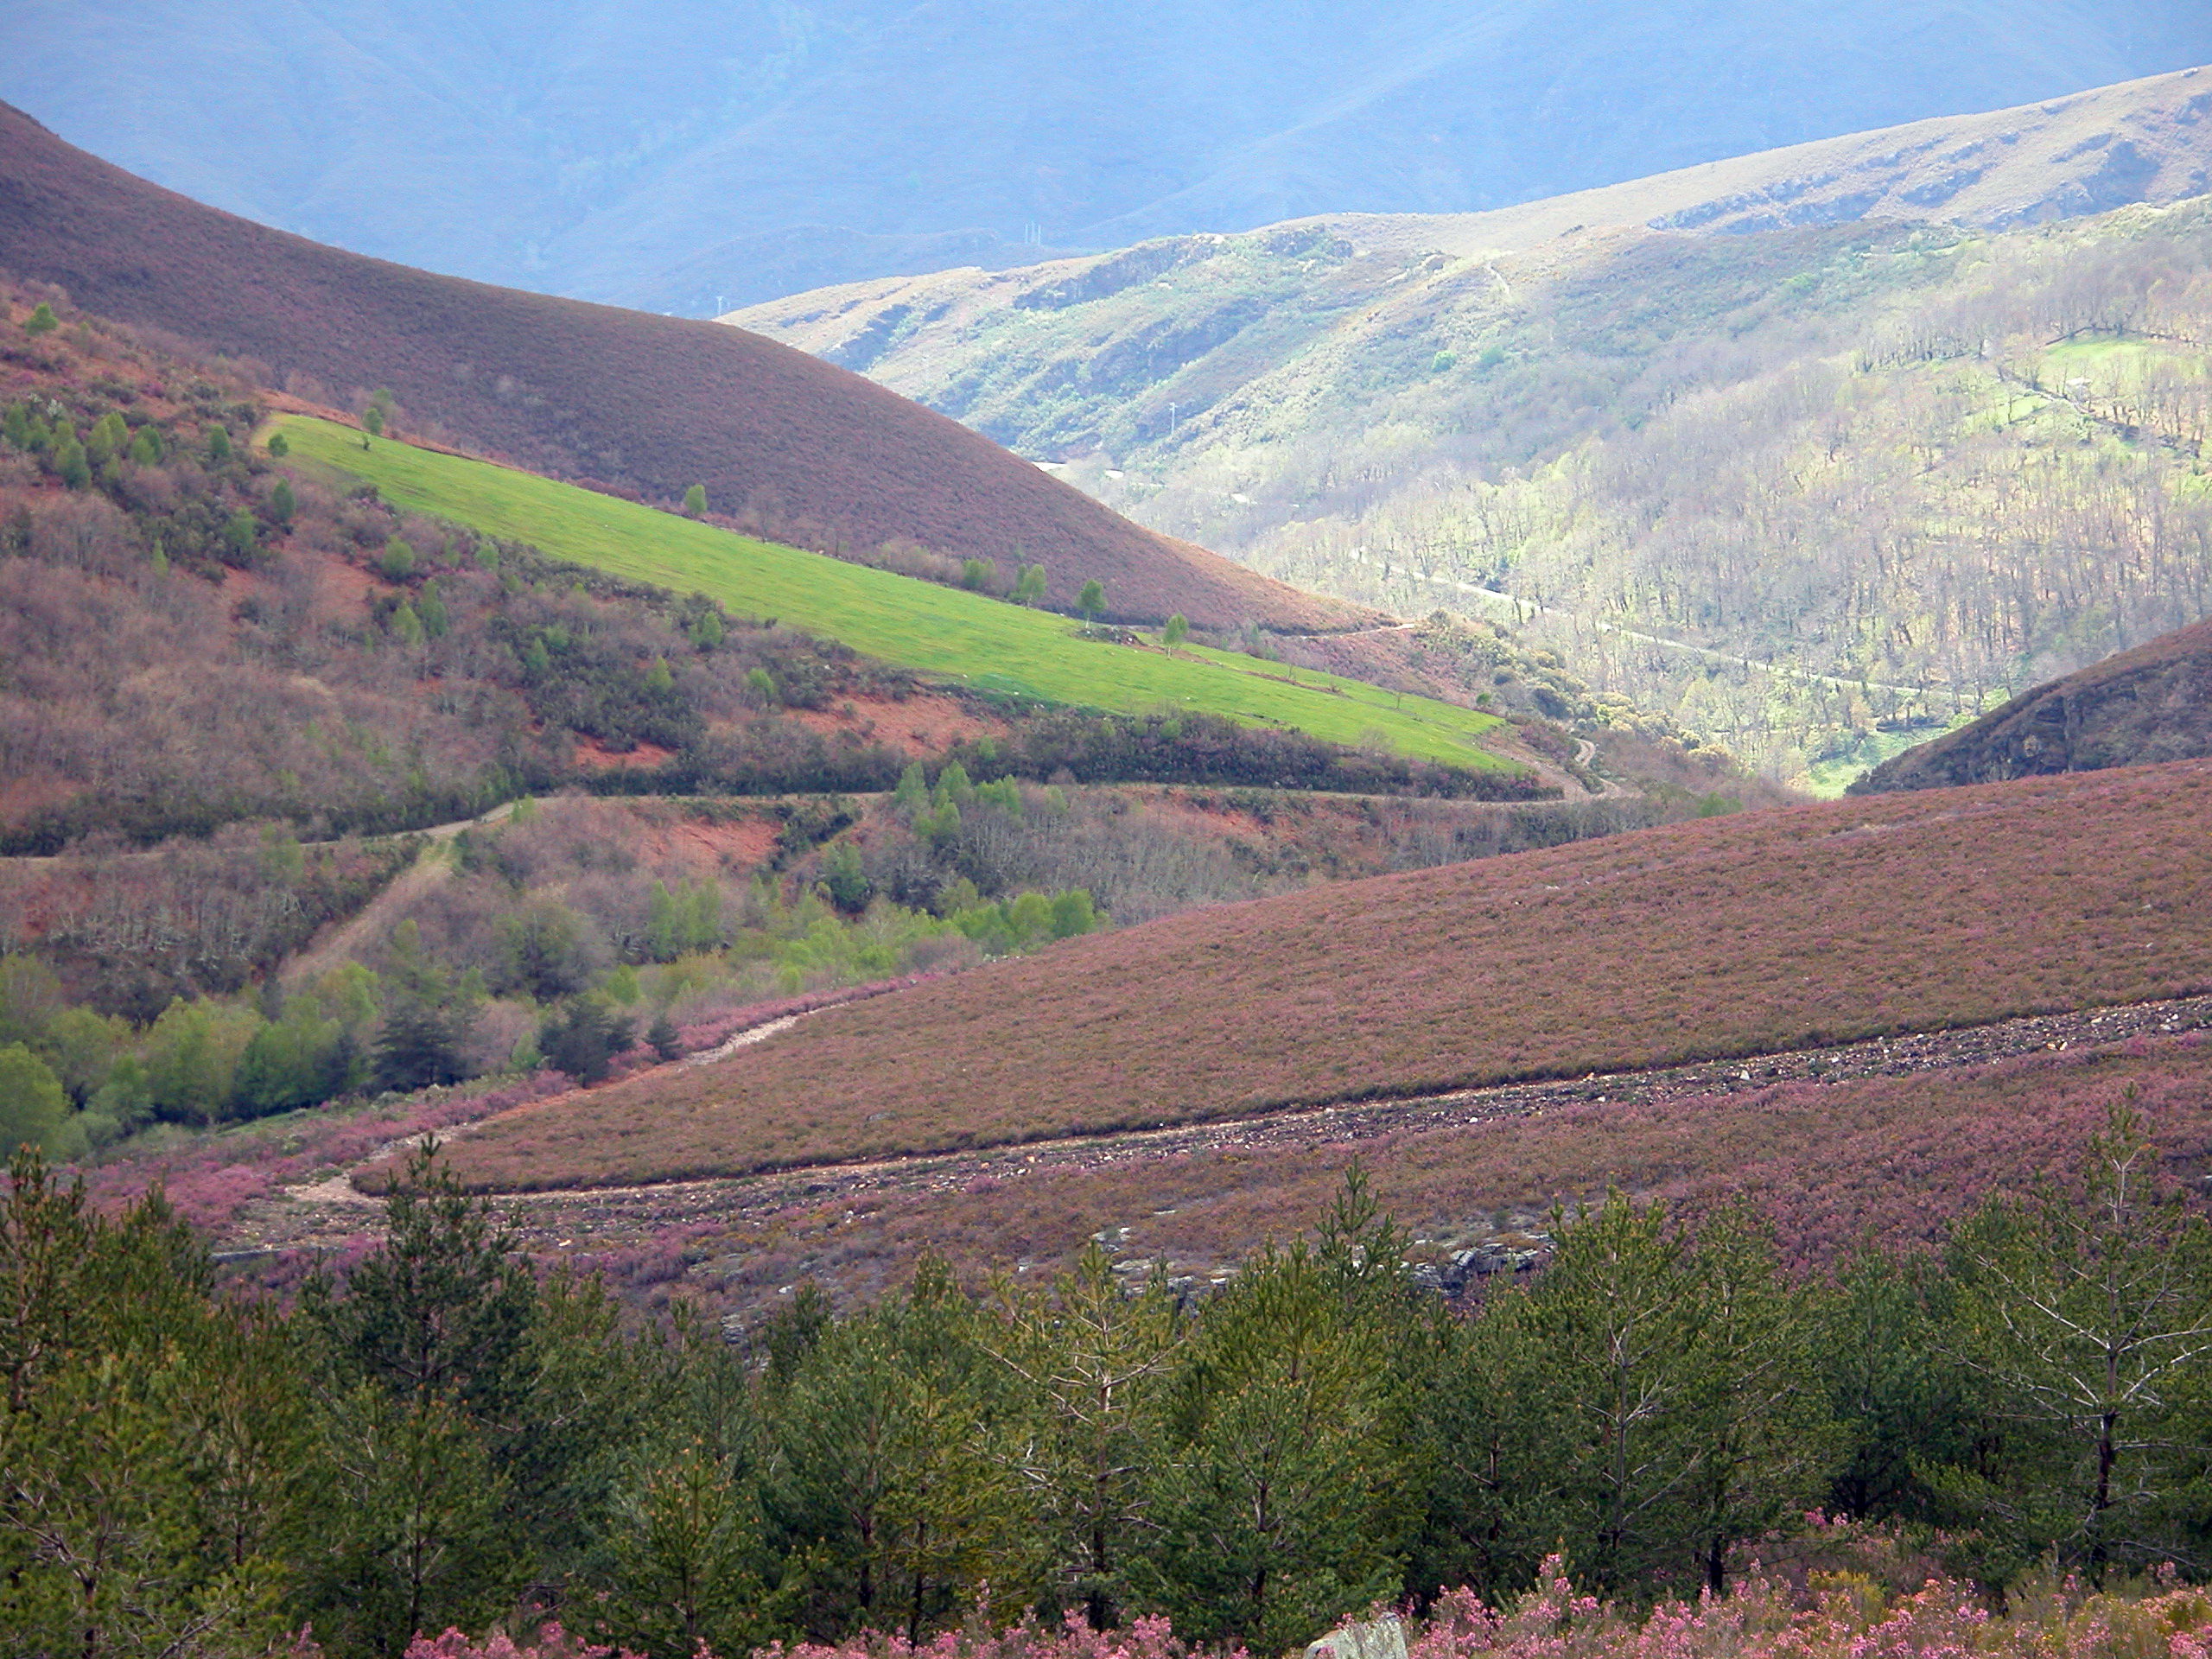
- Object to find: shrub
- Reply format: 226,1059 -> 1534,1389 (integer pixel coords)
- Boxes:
0,1043 -> 70,1154
539,997 -> 634,1085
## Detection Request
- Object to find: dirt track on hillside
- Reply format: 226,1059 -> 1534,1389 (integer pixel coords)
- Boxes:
222,988 -> 2212,1264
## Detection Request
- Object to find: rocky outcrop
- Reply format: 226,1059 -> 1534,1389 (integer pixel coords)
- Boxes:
1855,619 -> 2212,791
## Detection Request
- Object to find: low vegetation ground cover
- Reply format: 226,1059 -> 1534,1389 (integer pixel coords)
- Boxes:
431,760 -> 2212,1191
677,1033 -> 2212,1315
0,101 -> 1361,631
271,416 -> 1516,770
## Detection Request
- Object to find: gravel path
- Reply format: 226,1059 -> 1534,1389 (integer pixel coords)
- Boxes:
223,989 -> 2212,1262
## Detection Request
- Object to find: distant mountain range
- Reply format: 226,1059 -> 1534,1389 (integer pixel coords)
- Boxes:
3,2 -> 2209,308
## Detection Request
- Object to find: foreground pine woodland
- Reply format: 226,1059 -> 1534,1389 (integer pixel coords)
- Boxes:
14,1101 -> 2212,1659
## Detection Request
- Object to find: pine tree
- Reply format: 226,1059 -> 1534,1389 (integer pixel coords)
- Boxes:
52,435 -> 89,490
298,1141 -> 538,1651
985,1244 -> 1178,1624
819,840 -> 871,913
22,302 -> 57,336
85,410 -> 129,464
893,761 -> 930,813
1135,1226 -> 1416,1652
222,509 -> 261,564
538,998 -> 634,1084
416,579 -> 448,638
372,994 -> 464,1091
1933,1103 -> 2212,1582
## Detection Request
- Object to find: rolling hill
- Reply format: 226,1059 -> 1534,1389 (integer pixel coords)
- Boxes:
736,71 -> 2212,784
270,414 -> 1519,771
1857,617 -> 2212,791
4,3 -> 2209,308
0,100 -> 1359,632
424,759 -> 2212,1192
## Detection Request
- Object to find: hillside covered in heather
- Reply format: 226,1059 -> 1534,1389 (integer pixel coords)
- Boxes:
0,100 -> 1360,632
426,759 -> 2212,1192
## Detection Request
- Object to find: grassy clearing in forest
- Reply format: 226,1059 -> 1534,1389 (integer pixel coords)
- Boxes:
273,416 -> 1511,768
429,760 -> 2212,1192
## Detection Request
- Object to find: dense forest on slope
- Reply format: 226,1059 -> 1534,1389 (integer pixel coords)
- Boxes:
751,186 -> 2212,784
18,1106 -> 2212,1658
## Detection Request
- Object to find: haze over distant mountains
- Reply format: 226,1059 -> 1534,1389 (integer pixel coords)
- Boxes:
3,1 -> 2209,310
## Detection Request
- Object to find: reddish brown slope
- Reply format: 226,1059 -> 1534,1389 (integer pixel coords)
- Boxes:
1859,618 -> 2212,791
0,102 -> 1362,632
436,760 -> 2212,1192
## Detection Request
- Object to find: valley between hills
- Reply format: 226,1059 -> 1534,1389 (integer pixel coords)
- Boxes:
13,39 -> 2212,1659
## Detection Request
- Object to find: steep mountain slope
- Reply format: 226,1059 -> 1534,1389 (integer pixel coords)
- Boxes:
1857,619 -> 2212,791
744,65 -> 2212,368
0,103 -> 1358,631
430,760 -> 2212,1191
738,79 -> 2212,781
4,3 -> 2209,308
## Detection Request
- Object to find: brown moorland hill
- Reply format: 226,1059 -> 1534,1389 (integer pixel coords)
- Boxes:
0,101 -> 1362,632
431,759 -> 2212,1192
1857,618 -> 2212,791
630,1032 -> 2212,1317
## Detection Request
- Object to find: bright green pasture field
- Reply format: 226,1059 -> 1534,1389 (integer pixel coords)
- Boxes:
274,416 -> 1510,767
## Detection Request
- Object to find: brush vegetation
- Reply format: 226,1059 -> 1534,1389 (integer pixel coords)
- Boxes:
431,760 -> 2212,1192
271,415 -> 1522,772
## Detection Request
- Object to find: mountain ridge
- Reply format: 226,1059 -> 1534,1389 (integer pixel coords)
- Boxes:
0,99 -> 1363,631
5,2 -> 2210,308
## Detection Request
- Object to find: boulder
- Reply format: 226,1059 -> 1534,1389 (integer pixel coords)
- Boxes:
1304,1614 -> 1407,1659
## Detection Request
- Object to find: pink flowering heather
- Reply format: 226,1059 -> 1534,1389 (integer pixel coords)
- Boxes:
1402,1553 -> 2212,1659
402,1623 -> 644,1659
759,1609 -> 1233,1659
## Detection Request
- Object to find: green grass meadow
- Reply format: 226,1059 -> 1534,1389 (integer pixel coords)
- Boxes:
273,416 -> 1512,767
